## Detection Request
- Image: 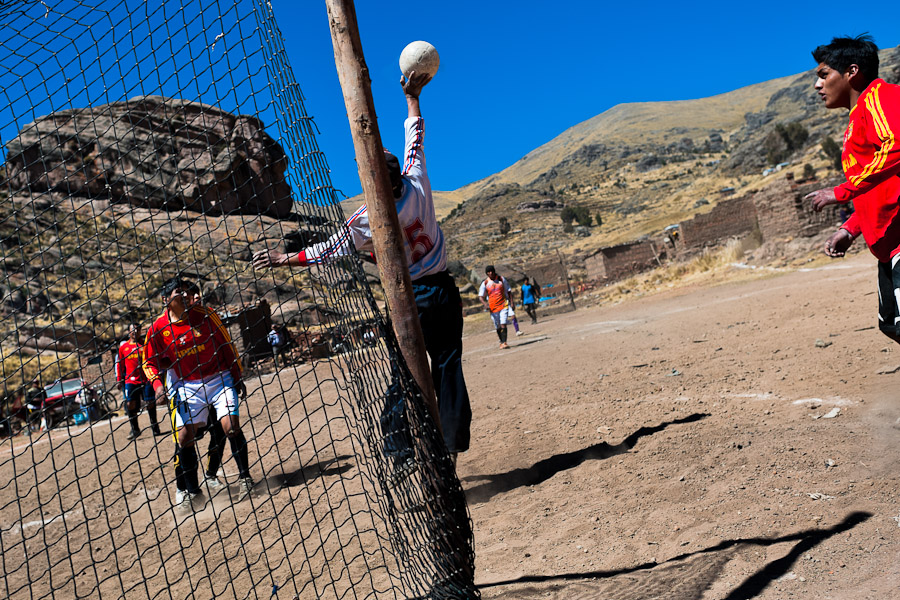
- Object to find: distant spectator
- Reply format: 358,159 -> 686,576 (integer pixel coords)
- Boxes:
24,378 -> 47,433
268,323 -> 286,368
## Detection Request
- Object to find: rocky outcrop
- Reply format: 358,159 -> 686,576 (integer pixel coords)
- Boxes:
3,95 -> 293,218
516,199 -> 563,212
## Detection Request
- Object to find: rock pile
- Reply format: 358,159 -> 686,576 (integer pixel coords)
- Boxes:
3,95 -> 293,218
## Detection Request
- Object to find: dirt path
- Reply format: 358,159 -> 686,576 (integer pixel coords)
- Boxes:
459,254 -> 900,599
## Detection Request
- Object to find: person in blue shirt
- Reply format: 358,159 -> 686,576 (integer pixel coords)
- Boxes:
521,277 -> 539,325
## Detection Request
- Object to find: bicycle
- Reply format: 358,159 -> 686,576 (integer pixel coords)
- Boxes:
75,383 -> 116,422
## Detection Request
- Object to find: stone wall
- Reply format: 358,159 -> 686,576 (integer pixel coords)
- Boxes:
679,196 -> 759,250
753,175 -> 845,240
585,239 -> 660,282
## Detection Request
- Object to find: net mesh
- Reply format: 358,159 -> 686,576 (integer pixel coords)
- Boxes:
0,1 -> 477,598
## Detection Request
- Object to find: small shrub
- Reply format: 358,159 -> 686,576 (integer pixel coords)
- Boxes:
821,136 -> 842,171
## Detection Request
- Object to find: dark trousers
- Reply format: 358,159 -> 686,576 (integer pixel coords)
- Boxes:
380,271 -> 472,456
414,271 -> 472,454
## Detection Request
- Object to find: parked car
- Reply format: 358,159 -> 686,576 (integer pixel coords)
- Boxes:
28,379 -> 114,430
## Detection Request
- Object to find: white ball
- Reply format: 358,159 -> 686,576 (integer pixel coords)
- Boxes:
399,41 -> 440,79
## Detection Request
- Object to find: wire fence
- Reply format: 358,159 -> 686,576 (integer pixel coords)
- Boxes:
0,1 -> 476,598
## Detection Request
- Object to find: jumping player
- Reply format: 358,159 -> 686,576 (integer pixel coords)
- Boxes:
143,277 -> 253,510
806,35 -> 900,344
479,265 -> 513,349
116,323 -> 162,439
252,71 -> 473,464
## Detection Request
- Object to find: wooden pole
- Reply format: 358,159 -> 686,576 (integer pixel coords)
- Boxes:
324,0 -> 439,421
557,249 -> 577,311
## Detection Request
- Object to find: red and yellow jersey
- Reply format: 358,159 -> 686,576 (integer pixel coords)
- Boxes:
836,79 -> 900,261
116,340 -> 147,385
143,305 -> 242,384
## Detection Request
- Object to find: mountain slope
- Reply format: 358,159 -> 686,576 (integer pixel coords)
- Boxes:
439,46 -> 900,274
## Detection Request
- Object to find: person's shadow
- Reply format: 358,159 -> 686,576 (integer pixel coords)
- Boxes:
265,454 -> 355,489
462,413 -> 708,504
478,511 -> 871,599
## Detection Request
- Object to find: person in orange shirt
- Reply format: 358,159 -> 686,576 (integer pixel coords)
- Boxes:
478,265 -> 513,349
144,277 -> 252,511
116,323 -> 162,439
807,35 -> 900,343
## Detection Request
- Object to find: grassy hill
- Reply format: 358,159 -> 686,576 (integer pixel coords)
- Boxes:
438,46 -> 900,276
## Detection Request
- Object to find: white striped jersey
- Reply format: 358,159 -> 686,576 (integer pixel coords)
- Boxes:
303,116 -> 447,280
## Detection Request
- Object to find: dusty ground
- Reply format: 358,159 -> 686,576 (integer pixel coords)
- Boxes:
459,252 -> 900,599
4,251 -> 900,599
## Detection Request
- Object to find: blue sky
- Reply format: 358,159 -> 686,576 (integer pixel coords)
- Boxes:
277,1 -> 900,199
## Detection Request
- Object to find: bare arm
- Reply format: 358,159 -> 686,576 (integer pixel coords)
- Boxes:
400,71 -> 430,118
252,250 -> 303,269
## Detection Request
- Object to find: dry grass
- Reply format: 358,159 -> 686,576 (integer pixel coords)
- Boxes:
580,238 -> 778,309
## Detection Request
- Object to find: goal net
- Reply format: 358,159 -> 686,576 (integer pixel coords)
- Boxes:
0,1 -> 477,598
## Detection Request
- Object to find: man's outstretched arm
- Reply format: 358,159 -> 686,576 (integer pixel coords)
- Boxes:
401,71 -> 430,118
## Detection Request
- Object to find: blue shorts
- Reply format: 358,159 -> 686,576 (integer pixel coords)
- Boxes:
124,383 -> 153,405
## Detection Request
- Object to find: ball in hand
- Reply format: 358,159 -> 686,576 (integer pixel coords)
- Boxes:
399,41 -> 439,79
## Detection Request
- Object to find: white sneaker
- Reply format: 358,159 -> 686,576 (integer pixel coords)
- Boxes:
204,475 -> 225,491
236,477 -> 254,501
516,330 -> 524,336
175,490 -> 192,511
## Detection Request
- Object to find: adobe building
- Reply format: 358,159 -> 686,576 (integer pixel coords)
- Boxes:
752,174 -> 845,240
677,195 -> 759,253
584,239 -> 661,283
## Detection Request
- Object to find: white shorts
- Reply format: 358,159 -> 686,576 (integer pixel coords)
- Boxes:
490,308 -> 509,328
169,371 -> 239,429
507,305 -> 516,318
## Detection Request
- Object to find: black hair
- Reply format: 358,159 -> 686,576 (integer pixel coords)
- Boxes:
812,34 -> 879,83
384,151 -> 402,199
485,265 -> 495,274
160,276 -> 189,297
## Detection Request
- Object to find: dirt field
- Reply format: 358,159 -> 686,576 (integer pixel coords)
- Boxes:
460,252 -> 900,599
4,251 -> 900,599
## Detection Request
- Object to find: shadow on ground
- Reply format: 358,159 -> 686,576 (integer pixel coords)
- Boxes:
462,413 -> 709,504
478,511 -> 871,600
265,454 -> 354,489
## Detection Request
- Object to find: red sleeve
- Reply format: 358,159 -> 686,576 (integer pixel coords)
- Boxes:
840,211 -> 862,238
204,308 -> 242,383
116,345 -> 125,382
142,326 -> 164,388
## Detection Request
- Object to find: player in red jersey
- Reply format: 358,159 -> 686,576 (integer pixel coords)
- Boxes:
143,277 -> 252,510
806,35 -> 900,343
115,323 -> 162,439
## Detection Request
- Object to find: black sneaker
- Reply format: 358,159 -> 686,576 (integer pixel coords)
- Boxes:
387,457 -> 418,489
126,429 -> 141,440
151,426 -> 163,436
